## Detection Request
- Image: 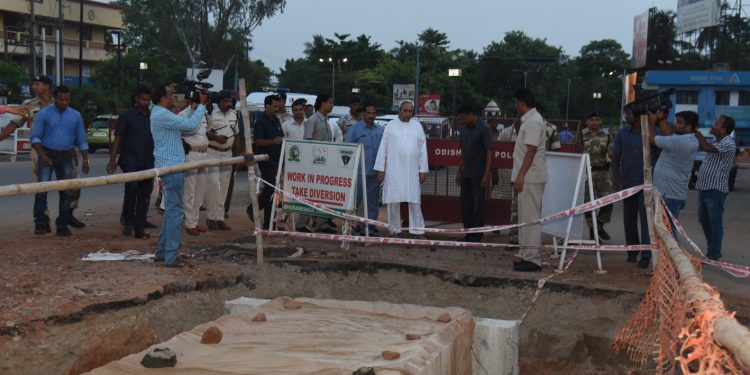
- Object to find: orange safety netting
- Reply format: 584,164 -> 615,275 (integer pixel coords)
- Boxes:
612,207 -> 744,374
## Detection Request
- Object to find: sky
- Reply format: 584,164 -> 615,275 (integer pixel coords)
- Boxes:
250,0 -> 677,74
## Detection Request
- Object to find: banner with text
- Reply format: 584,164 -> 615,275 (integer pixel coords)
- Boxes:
676,0 -> 721,34
427,139 -> 514,168
281,140 -> 362,218
392,84 -> 415,111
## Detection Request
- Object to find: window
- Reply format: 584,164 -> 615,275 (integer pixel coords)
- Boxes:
715,91 -> 731,105
81,26 -> 92,41
676,90 -> 699,105
740,91 -> 750,106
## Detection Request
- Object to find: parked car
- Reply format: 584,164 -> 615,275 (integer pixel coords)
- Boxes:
689,128 -> 739,191
86,115 -> 118,153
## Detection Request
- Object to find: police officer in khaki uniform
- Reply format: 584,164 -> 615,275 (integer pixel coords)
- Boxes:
205,90 -> 238,230
581,111 -> 614,240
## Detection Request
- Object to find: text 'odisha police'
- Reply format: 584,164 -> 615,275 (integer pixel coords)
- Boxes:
432,148 -> 512,159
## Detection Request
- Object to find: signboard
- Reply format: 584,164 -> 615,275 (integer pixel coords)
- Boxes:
632,10 -> 649,69
392,84 -> 415,110
676,0 -> 721,34
645,71 -> 748,87
418,94 -> 441,116
427,139 -> 514,168
280,140 -> 362,218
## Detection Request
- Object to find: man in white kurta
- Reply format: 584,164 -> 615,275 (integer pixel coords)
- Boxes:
374,101 -> 429,236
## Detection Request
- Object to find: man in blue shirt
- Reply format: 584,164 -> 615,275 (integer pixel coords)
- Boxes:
649,110 -> 699,220
150,84 -> 208,267
612,103 -> 652,268
30,85 -> 89,236
345,103 -> 384,235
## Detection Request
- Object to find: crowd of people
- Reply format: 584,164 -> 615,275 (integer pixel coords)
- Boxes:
3,77 -> 738,270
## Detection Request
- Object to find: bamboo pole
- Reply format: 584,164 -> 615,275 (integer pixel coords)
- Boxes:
653,203 -> 750,369
0,155 -> 267,198
640,115 -> 657,266
237,79 -> 265,265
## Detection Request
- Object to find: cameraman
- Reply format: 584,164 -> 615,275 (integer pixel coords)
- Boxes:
205,90 -> 238,231
648,110 -> 699,221
150,83 -> 208,267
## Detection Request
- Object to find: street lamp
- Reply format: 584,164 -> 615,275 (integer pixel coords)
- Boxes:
448,68 -> 462,116
351,87 -> 360,94
319,57 -> 347,104
593,92 -> 602,112
137,61 -> 148,84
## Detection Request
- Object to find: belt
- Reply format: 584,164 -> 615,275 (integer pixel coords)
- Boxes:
190,145 -> 208,153
591,164 -> 610,171
209,144 -> 232,152
42,147 -> 74,157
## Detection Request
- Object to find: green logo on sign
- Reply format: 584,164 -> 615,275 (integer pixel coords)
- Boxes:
288,145 -> 301,162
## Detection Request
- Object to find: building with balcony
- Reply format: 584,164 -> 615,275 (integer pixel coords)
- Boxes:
0,0 -> 124,86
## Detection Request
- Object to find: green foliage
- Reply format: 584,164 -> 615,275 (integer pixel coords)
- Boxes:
0,60 -> 29,95
70,86 -> 118,126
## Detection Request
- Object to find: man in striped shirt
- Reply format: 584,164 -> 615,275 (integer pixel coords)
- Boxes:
695,115 -> 737,260
150,84 -> 208,267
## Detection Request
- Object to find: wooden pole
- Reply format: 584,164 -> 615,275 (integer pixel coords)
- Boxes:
640,115 -> 657,266
0,155 -> 267,197
653,204 -> 750,369
237,79 -> 265,265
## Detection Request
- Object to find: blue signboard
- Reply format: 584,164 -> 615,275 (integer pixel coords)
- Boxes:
646,71 -> 750,87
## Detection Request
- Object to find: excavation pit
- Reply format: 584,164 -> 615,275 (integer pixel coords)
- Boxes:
0,247 -> 659,375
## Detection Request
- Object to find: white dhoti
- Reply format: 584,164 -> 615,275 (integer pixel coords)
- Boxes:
387,203 -> 425,235
183,151 -> 209,228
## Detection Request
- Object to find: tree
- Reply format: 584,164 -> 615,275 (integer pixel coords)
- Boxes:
0,60 -> 29,97
117,0 -> 286,71
570,39 -> 629,124
70,86 -> 118,125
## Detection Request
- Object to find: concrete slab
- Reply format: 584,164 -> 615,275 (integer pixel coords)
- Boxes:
472,318 -> 519,375
223,297 -> 270,315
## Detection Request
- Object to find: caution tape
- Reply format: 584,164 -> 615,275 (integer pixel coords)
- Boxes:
256,176 -> 647,235
259,228 -> 654,252
658,195 -> 750,279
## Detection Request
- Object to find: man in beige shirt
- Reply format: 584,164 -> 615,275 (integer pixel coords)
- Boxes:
511,89 -> 547,272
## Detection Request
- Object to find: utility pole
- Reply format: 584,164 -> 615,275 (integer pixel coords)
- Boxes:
415,45 -> 420,114
30,0 -> 36,77
58,0 -> 65,85
78,0 -> 84,87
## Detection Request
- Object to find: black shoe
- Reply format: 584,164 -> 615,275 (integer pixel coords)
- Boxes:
56,227 -> 72,237
69,212 -> 86,229
153,255 -> 165,262
134,232 -> 150,239
598,226 -> 611,241
163,259 -> 186,268
296,226 -> 311,233
706,254 -> 720,261
627,253 -> 638,263
317,227 -> 337,234
513,260 -> 542,272
34,224 -> 47,235
122,224 -> 133,236
637,257 -> 651,269
144,220 -> 158,229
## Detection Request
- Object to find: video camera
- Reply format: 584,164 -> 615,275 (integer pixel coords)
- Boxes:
184,68 -> 215,103
629,88 -> 676,116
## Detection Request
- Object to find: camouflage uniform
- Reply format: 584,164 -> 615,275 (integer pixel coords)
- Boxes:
581,128 -> 614,228
22,97 -> 81,209
545,121 -> 561,152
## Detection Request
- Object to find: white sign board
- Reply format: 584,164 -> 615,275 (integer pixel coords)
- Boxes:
676,0 -> 721,34
541,152 -> 587,239
280,140 -> 362,218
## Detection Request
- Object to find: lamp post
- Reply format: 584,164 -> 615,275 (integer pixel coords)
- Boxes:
320,57 -> 347,104
138,61 -> 148,85
448,68 -> 461,116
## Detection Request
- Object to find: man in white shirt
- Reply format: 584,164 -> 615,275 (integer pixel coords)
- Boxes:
511,89 -> 547,272
374,101 -> 429,238
281,99 -> 306,141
